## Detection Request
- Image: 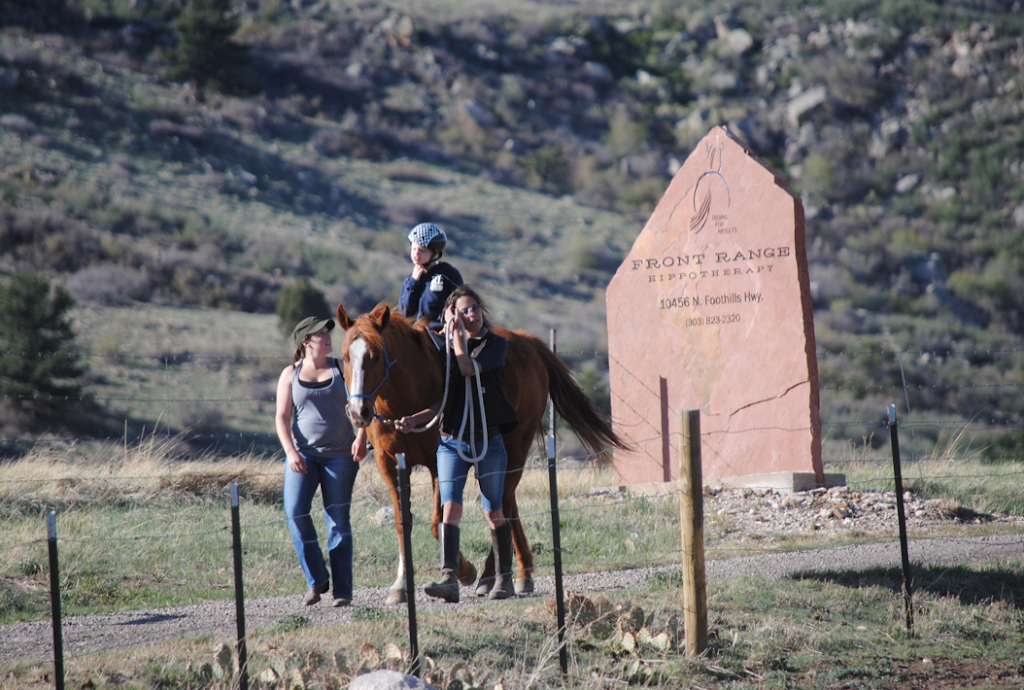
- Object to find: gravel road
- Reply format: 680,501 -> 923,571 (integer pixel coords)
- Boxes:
3,534 -> 1022,665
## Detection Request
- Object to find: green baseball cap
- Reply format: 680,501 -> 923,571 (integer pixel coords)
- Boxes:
291,317 -> 334,348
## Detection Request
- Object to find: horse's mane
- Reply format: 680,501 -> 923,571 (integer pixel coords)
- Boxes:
349,304 -> 431,354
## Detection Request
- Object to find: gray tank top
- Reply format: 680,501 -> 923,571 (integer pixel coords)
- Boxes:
290,358 -> 354,458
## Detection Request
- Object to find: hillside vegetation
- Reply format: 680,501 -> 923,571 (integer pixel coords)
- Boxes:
1,0 -> 1023,456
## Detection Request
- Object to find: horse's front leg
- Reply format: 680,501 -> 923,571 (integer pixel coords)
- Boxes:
378,451 -> 409,605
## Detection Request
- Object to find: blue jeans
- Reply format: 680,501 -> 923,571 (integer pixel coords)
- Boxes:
437,434 -> 507,511
284,452 -> 360,598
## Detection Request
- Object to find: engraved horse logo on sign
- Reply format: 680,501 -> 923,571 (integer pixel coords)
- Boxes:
688,139 -> 731,233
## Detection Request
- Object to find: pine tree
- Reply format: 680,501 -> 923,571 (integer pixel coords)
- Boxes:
0,273 -> 86,412
276,278 -> 332,338
166,0 -> 252,94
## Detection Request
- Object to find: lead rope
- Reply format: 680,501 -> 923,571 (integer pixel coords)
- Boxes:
454,321 -> 488,464
407,325 -> 453,433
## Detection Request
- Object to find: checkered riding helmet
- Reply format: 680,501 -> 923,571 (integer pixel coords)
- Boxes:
408,223 -> 447,256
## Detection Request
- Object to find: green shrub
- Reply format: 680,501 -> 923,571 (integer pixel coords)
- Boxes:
799,153 -> 836,203
605,107 -> 649,158
615,177 -> 664,212
523,144 -> 572,196
276,278 -> 331,338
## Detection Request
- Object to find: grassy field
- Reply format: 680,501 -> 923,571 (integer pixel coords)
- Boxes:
2,447 -> 1024,688
7,567 -> 1024,689
69,303 -> 288,443
4,447 -> 1024,622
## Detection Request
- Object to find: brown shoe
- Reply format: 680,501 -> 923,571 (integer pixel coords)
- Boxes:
303,581 -> 330,606
332,597 -> 352,608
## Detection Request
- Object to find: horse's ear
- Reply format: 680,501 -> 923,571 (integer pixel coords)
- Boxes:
369,301 -> 391,331
336,303 -> 354,330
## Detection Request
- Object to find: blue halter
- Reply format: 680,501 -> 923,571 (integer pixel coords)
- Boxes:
345,335 -> 398,423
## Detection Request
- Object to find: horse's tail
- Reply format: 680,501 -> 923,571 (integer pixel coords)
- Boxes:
528,339 -> 624,460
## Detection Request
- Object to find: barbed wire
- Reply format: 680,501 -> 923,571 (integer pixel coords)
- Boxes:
3,411 -> 1022,455
0,538 -> 46,551
819,383 -> 1022,392
3,449 -> 1024,493
4,351 -> 284,361
7,464 -> 1024,521
558,346 -> 1024,358
15,524 -> 1021,576
10,346 -> 1024,361
5,476 -> 1022,621
1,395 -> 274,403
3,345 -> 1022,437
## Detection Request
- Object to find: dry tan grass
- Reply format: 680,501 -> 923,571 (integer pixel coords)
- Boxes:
0,436 -> 283,509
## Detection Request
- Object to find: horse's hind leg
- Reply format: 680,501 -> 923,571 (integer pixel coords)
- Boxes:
505,492 -> 535,594
503,429 -> 536,595
475,550 -> 496,597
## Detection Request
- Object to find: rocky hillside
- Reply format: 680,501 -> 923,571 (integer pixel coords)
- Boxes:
1,0 -> 1023,452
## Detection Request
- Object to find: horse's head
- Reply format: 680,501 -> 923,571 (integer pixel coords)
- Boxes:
337,301 -> 392,428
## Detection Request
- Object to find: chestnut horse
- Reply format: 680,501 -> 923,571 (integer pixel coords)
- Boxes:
336,302 -> 621,604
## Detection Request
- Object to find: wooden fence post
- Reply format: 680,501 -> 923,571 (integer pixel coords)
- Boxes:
678,409 -> 707,655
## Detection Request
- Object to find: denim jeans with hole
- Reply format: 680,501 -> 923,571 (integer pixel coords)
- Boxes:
437,434 -> 507,511
284,452 -> 360,598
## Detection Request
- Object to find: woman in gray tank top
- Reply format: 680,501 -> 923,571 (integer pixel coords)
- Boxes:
275,316 -> 368,606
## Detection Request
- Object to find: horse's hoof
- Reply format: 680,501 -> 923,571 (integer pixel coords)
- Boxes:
514,577 -> 534,595
475,577 -> 494,597
459,562 -> 478,587
386,589 -> 407,605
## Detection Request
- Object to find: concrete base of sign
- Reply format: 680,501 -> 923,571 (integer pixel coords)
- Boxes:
705,472 -> 846,494
618,472 -> 846,498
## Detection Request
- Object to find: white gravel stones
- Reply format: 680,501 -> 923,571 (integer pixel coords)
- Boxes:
700,485 -> 1023,544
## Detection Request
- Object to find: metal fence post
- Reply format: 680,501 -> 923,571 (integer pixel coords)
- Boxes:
396,453 -> 420,677
547,434 -> 568,675
887,404 -> 915,634
230,483 -> 249,690
547,328 -> 568,674
47,510 -> 65,690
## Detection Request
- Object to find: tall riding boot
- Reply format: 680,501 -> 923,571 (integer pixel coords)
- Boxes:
424,523 -> 461,603
488,522 -> 515,601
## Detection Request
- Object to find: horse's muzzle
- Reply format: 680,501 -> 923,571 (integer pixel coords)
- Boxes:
347,399 -> 374,427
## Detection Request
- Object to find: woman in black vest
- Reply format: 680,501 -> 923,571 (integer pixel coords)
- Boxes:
393,286 -> 518,602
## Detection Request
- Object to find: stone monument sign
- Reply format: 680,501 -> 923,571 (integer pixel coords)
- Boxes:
606,126 -> 822,487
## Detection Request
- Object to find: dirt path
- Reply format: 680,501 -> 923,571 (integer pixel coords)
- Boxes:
3,534 -> 1022,665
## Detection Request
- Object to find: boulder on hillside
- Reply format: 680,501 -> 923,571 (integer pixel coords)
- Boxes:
787,86 -> 828,126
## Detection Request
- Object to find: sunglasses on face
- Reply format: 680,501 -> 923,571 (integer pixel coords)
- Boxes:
458,304 -> 481,317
